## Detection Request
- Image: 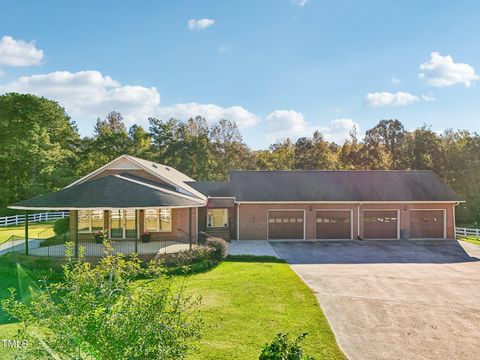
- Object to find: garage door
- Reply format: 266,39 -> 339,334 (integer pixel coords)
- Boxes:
410,210 -> 444,239
316,210 -> 352,239
268,210 -> 304,240
363,210 -> 398,239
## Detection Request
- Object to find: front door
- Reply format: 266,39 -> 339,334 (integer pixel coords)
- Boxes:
110,210 -> 137,239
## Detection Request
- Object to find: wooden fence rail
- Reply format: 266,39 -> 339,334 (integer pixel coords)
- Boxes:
455,227 -> 480,237
0,211 -> 69,227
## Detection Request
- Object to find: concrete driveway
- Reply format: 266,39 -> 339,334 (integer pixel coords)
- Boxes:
270,240 -> 480,360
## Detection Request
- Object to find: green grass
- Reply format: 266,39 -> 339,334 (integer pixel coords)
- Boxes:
0,221 -> 56,244
183,258 -> 345,359
458,236 -> 480,246
0,253 -> 64,359
0,255 -> 345,360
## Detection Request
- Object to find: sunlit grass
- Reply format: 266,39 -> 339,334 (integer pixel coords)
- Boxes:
458,236 -> 480,246
0,255 -> 345,360
0,221 -> 56,244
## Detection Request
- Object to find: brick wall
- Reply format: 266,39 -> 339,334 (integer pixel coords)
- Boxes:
237,203 -> 456,240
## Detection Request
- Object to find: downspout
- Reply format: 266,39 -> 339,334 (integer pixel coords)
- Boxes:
236,203 -> 240,241
357,202 -> 363,240
453,202 -> 459,240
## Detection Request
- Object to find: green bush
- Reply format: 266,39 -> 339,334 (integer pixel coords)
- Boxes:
259,333 -> 314,360
206,237 -> 228,261
53,217 -> 69,236
2,242 -> 202,359
166,246 -> 214,267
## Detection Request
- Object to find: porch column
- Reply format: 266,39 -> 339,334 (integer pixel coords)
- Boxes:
24,210 -> 29,255
134,210 -> 138,253
189,207 -> 192,250
72,210 -> 79,257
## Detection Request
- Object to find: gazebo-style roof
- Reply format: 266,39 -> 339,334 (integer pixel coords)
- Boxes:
10,174 -> 206,210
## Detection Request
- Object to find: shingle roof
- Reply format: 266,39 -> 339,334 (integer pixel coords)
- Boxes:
189,170 -> 460,202
10,175 -> 206,210
124,155 -> 207,200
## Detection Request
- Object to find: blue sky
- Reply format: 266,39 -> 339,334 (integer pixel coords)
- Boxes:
1,0 -> 479,148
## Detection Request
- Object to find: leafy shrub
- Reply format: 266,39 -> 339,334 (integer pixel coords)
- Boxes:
94,230 -> 105,243
2,242 -> 202,359
259,333 -> 314,360
165,246 -> 214,267
206,237 -> 228,261
53,217 -> 69,236
140,231 -> 151,243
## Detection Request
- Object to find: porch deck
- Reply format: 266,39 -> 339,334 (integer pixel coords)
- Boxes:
4,239 -> 191,257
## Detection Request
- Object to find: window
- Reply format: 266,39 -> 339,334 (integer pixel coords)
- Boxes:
144,209 -> 172,232
207,209 -> 228,228
78,210 -> 104,233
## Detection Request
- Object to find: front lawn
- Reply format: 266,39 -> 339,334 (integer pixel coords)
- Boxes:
0,254 -> 345,359
0,221 -> 56,244
183,257 -> 345,359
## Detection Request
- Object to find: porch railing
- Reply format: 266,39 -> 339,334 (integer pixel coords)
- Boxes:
0,211 -> 69,227
0,233 -> 199,258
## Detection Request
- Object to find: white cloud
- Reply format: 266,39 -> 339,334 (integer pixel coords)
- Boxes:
391,75 -> 401,85
365,91 -> 419,107
292,0 -> 308,6
0,35 -> 44,67
323,118 -> 360,143
188,18 -> 215,31
155,103 -> 259,129
266,110 -> 359,144
0,69 -> 262,129
0,69 -> 4,77
0,70 -> 160,123
419,52 -> 479,87
421,92 -> 435,102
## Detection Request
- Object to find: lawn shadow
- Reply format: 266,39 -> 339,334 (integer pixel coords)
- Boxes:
226,254 -> 285,263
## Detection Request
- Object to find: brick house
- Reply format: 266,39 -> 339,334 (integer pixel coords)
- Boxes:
11,155 -> 461,246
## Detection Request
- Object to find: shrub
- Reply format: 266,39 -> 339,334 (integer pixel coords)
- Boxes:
206,237 -> 228,261
2,242 -> 202,359
140,231 -> 151,243
53,217 -> 69,236
165,246 -> 214,267
259,333 -> 314,360
94,230 -> 105,243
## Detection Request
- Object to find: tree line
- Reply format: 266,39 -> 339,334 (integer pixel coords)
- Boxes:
0,92 -> 478,225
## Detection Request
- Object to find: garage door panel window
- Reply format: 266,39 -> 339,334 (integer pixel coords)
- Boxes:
363,210 -> 398,239
316,211 -> 351,239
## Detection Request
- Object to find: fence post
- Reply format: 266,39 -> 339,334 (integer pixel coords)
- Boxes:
477,229 -> 479,237
15,215 -> 18,226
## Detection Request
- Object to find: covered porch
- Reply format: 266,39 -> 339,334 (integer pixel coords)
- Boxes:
9,173 -> 205,257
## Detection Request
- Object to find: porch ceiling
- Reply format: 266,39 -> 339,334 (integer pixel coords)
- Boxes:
9,175 -> 206,210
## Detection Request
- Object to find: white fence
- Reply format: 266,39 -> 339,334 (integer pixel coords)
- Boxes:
456,227 -> 480,237
0,211 -> 69,227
